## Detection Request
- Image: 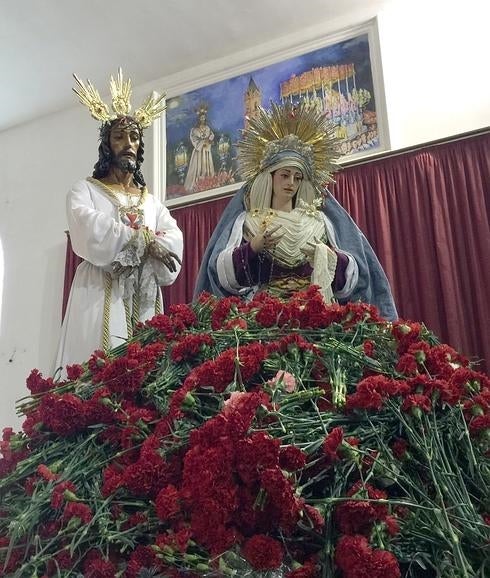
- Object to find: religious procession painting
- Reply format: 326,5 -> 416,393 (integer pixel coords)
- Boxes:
164,20 -> 388,206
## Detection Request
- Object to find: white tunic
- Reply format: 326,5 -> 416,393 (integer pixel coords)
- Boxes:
55,179 -> 183,370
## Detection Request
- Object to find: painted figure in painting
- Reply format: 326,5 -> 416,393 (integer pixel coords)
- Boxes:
184,104 -> 215,192
56,70 -> 183,369
194,102 -> 397,321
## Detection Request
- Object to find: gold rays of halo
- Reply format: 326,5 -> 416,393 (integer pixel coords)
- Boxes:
72,68 -> 166,129
72,74 -> 111,122
109,68 -> 132,116
237,101 -> 341,187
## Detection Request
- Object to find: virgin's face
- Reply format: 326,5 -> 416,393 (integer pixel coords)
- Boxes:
272,167 -> 303,201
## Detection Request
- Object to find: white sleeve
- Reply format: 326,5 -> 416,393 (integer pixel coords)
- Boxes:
322,213 -> 359,299
67,180 -> 133,268
335,254 -> 358,299
149,198 -> 184,286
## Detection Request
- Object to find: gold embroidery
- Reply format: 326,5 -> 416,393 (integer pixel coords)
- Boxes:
88,177 -> 147,227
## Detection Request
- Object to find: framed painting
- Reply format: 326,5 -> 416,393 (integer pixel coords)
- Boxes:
155,18 -> 389,208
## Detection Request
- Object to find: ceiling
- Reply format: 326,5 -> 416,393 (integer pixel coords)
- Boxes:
0,0 -> 393,132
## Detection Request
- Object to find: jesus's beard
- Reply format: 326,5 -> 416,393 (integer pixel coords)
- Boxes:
113,155 -> 137,173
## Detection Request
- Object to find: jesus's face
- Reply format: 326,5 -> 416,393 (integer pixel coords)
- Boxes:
109,120 -> 140,172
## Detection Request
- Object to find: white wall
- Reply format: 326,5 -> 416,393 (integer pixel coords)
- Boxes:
0,107 -> 91,430
378,0 -> 490,148
0,0 -> 488,431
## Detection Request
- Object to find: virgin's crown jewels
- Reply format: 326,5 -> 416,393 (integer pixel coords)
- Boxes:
72,68 -> 166,129
238,101 -> 341,189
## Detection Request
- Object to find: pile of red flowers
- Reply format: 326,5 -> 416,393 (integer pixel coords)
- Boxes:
0,286 -> 489,577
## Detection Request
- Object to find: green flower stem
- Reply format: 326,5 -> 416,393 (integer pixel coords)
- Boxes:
420,420 -> 471,577
308,496 -> 436,511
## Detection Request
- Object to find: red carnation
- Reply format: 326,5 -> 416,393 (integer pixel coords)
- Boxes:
286,558 -> 319,578
335,499 -> 379,535
391,438 -> 409,460
126,545 -> 159,578
39,392 -> 86,435
384,515 -> 401,536
25,368 -> 56,394
168,303 -> 198,327
279,445 -> 307,471
463,390 -> 490,421
255,296 -> 285,327
51,481 -> 77,509
38,519 -> 62,538
46,549 -> 76,573
369,548 -> 401,577
95,341 -> 164,397
0,536 -> 25,574
407,374 -> 462,406
303,504 -> 325,531
101,464 -> 123,497
392,320 -> 423,354
468,414 -> 490,435
424,344 -> 469,378
170,333 -> 214,362
223,317 -> 248,330
242,534 -> 284,570
124,511 -> 148,530
155,484 -> 181,521
323,426 -> 344,462
222,391 -> 264,439
335,482 -> 388,535
363,339 -> 376,357
65,363 -> 85,381
452,367 -> 489,392
211,296 -> 242,329
401,393 -> 432,415
87,350 -> 109,378
346,375 -> 404,412
335,534 -> 372,573
396,353 -> 419,376
236,432 -> 280,485
37,463 -> 59,482
122,453 -> 169,498
155,527 -> 192,554
84,388 -> 116,426
336,533 -> 401,577
146,312 -> 183,338
82,549 -> 117,578
271,334 -> 318,356
62,502 -> 93,525
261,467 -> 302,531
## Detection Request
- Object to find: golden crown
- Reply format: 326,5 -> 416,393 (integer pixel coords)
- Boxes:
72,68 -> 166,129
238,101 -> 341,187
196,103 -> 208,115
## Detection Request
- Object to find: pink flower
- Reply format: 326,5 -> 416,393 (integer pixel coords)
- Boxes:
267,370 -> 297,392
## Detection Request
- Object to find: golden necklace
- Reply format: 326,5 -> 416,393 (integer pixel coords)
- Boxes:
89,177 -> 147,228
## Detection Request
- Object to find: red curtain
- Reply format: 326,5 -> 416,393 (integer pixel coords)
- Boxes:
330,133 -> 490,370
62,233 -> 82,320
63,132 -> 489,369
163,196 -> 231,308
